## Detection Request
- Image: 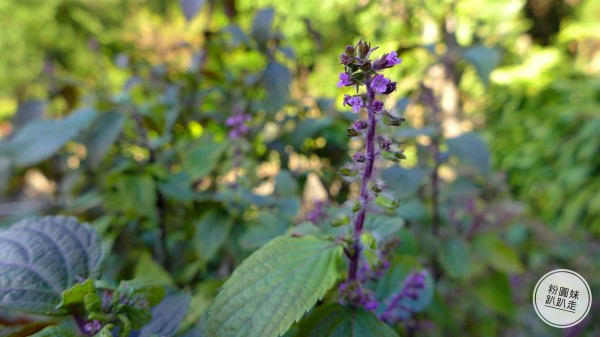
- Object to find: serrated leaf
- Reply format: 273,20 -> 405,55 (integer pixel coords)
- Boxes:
0,108 -> 97,167
473,234 -> 524,274
138,293 -> 191,337
292,304 -> 398,337
438,238 -> 472,280
195,209 -> 233,264
0,216 -> 103,315
205,236 -> 342,337
30,326 -> 78,337
181,136 -> 228,180
446,132 -> 490,175
134,252 -> 175,286
264,61 -> 291,114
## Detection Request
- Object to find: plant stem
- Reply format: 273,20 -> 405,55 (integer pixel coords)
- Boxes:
348,75 -> 377,281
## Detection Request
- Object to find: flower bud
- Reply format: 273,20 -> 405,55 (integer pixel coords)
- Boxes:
382,112 -> 406,126
353,152 -> 366,163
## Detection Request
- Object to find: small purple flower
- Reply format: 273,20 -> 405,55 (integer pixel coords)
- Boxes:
373,100 -> 383,112
353,152 -> 366,163
379,137 -> 392,151
84,320 -> 102,334
384,81 -> 397,94
347,96 -> 364,113
371,74 -> 390,93
337,73 -> 354,87
385,51 -> 402,67
353,120 -> 368,131
380,271 -> 428,324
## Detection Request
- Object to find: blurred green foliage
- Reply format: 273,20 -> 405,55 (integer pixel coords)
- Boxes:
0,0 -> 599,336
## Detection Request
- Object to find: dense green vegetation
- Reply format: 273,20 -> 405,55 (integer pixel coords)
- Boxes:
0,0 -> 598,336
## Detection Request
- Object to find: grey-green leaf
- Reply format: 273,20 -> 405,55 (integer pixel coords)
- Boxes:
0,216 -> 104,315
264,61 -> 291,114
438,238 -> 472,280
446,132 -> 490,175
462,45 -> 501,85
0,107 -> 97,167
139,293 -> 191,337
205,236 -> 342,337
292,304 -> 399,337
195,209 -> 233,264
30,326 -> 78,337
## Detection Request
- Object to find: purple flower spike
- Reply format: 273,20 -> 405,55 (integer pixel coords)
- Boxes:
371,74 -> 390,93
337,73 -> 354,87
353,120 -> 368,131
385,51 -> 402,67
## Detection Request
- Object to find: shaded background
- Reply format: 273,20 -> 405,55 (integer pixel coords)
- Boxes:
0,0 -> 599,336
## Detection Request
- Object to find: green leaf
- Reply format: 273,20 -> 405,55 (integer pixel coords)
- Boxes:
60,279 -> 95,307
139,293 -> 191,337
364,215 -> 405,240
473,271 -> 515,317
181,136 -> 228,180
0,216 -> 103,315
264,61 -> 291,114
473,233 -> 524,274
30,326 -> 78,337
239,212 -> 288,250
381,166 -> 428,199
275,170 -> 298,197
292,304 -> 399,337
462,45 -> 501,85
446,132 -> 490,175
195,209 -> 233,264
205,236 -> 342,337
118,278 -> 166,307
438,238 -> 472,280
134,252 -> 175,286
0,107 -> 97,166
81,111 -> 125,168
180,0 -> 205,21
251,8 -> 274,49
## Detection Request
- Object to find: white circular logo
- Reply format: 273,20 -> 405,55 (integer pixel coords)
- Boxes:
533,269 -> 592,328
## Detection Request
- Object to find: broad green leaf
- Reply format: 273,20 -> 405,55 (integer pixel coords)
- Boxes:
112,174 -> 157,219
13,100 -> 45,128
462,45 -> 501,85
473,233 -> 524,274
292,304 -> 398,337
446,132 -> 490,176
205,236 -> 342,337
473,271 -> 515,317
30,326 -> 78,337
139,293 -> 191,337
0,321 -> 56,337
81,111 -> 125,168
438,238 -> 472,280
0,107 -> 97,166
264,61 -> 291,114
195,209 -> 233,264
0,216 -> 103,314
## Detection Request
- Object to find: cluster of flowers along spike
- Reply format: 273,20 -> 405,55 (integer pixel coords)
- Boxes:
336,40 -> 406,311
380,271 -> 428,324
225,104 -> 251,139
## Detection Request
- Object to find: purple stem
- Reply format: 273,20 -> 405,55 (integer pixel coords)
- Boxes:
74,314 -> 91,337
348,74 -> 377,281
